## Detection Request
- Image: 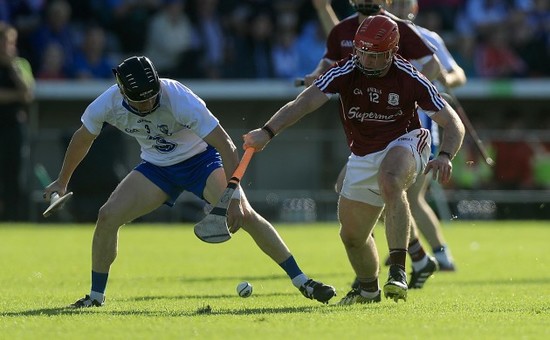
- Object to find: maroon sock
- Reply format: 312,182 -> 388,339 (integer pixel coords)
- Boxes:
408,238 -> 426,262
358,278 -> 379,293
388,248 -> 407,269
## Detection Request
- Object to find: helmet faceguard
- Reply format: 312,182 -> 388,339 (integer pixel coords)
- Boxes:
349,0 -> 389,16
353,49 -> 395,77
386,0 -> 418,21
113,56 -> 161,116
353,15 -> 399,77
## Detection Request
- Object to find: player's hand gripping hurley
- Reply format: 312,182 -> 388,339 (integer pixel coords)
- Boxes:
194,148 -> 255,243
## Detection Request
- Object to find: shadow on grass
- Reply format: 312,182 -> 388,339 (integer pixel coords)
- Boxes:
120,291 -> 295,302
0,302 -> 331,318
131,272 -> 349,284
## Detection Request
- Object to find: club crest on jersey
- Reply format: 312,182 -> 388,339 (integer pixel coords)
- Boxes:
158,124 -> 172,135
388,93 -> 399,106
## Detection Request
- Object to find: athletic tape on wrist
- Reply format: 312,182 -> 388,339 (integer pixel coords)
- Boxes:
231,186 -> 241,200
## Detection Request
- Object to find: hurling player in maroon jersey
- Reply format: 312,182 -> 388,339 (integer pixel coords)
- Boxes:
243,15 -> 464,304
310,0 -> 452,288
304,0 -> 440,87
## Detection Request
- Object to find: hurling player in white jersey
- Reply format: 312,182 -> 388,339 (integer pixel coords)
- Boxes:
44,56 -> 336,308
244,16 -> 464,304
387,0 -> 467,272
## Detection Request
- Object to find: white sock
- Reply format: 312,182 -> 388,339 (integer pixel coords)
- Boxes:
291,273 -> 309,288
412,255 -> 428,272
434,247 -> 453,264
90,290 -> 105,303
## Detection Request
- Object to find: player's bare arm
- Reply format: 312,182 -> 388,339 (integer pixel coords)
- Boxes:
305,58 -> 334,86
312,0 -> 339,36
415,54 -> 442,82
203,124 -> 239,182
44,125 -> 97,200
243,85 -> 329,151
424,103 -> 465,183
439,64 -> 467,88
203,124 -> 244,230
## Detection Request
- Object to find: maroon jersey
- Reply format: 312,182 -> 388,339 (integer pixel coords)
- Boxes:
314,54 -> 445,156
324,12 -> 435,63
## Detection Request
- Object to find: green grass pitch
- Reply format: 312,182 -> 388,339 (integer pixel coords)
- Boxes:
1,221 -> 549,339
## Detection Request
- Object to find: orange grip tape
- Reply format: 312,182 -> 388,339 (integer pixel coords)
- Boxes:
230,148 -> 255,183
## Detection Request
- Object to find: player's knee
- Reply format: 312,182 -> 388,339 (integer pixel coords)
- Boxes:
339,228 -> 365,248
96,202 -> 121,228
379,171 -> 405,200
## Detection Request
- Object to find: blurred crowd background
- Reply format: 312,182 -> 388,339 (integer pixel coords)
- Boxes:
1,0 -> 550,222
1,0 -> 549,81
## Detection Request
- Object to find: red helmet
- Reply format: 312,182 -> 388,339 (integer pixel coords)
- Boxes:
353,15 -> 399,76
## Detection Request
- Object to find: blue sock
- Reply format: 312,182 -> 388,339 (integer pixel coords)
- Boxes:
91,271 -> 109,294
279,256 -> 303,279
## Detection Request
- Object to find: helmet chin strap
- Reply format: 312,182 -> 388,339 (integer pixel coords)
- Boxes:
122,94 -> 161,116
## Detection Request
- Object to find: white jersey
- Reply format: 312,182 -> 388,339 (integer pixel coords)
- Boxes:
415,26 -> 461,149
81,78 -> 219,166
417,26 -> 459,79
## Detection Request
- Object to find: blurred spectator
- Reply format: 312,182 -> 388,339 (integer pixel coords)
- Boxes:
2,1 -> 44,42
295,19 -> 329,77
492,113 -> 534,189
474,24 -> 527,78
223,5 -> 253,78
451,34 -> 478,77
417,0 -> 464,31
271,5 -> 300,79
509,0 -> 550,77
36,42 -> 69,79
185,0 -> 226,79
246,9 -> 275,78
144,0 -> 194,78
0,22 -> 34,221
0,0 -> 547,80
111,0 -> 162,54
73,25 -> 117,80
272,29 -> 299,79
455,0 -> 511,37
29,0 -> 76,77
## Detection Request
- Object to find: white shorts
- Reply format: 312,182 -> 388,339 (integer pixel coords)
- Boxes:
340,128 -> 431,207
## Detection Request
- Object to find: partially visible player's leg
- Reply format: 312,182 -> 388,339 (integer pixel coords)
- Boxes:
407,218 -> 439,289
71,170 -> 168,308
93,170 -> 169,271
337,196 -> 383,305
408,172 -> 455,271
334,164 -> 347,194
205,166 -> 336,303
379,146 -> 417,254
378,144 -> 421,302
241,192 -> 336,303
